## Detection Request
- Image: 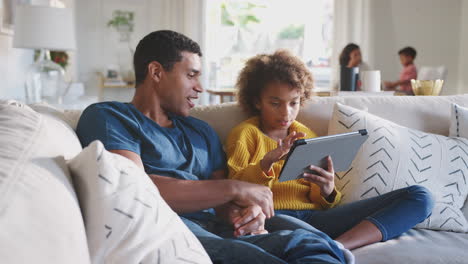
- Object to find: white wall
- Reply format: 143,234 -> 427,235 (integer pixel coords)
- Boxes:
367,0 -> 462,95
75,0 -> 153,100
75,0 -> 206,102
2,0 -> 466,100
459,0 -> 468,93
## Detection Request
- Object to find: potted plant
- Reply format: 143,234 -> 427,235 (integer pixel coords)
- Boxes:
107,10 -> 134,42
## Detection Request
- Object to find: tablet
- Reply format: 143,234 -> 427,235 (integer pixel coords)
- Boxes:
278,129 -> 369,182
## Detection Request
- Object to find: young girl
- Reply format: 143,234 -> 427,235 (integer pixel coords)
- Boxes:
226,50 -> 434,250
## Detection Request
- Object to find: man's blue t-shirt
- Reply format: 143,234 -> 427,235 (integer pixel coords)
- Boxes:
76,102 -> 226,182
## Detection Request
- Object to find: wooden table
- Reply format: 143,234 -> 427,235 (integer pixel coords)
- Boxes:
207,88 -> 237,103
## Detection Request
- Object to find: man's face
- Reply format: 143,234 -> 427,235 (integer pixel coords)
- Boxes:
159,51 -> 203,117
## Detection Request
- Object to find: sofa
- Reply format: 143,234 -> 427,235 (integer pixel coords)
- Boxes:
191,94 -> 468,264
1,94 -> 468,264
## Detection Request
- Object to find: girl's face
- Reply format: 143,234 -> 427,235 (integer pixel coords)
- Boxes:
348,48 -> 362,67
256,81 -> 302,134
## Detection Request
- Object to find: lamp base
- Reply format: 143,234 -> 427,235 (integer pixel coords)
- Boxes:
25,50 -> 65,104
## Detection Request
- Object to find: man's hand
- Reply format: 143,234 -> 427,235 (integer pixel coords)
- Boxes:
230,204 -> 268,237
302,156 -> 335,199
231,180 -> 274,218
261,131 -> 306,173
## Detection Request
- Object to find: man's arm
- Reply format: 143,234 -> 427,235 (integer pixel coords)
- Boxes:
109,149 -> 274,217
149,174 -> 245,213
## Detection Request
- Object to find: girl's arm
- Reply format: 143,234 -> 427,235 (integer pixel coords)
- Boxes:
226,141 -> 276,187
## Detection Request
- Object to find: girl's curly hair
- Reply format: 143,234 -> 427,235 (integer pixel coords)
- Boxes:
236,50 -> 314,116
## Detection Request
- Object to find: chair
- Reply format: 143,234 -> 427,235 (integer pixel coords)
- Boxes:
418,65 -> 447,81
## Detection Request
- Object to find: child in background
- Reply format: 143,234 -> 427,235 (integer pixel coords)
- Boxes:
226,49 -> 434,250
384,46 -> 417,95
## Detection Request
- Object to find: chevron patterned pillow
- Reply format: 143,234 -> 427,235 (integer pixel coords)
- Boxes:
328,103 -> 468,232
68,141 -> 211,264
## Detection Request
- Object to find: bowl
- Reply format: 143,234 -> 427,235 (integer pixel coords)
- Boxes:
411,79 -> 444,96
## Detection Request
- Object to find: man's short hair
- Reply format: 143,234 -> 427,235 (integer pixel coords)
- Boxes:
398,46 -> 417,59
133,30 -> 202,86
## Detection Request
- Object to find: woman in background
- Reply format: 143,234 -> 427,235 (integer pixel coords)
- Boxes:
339,43 -> 370,71
338,43 -> 370,90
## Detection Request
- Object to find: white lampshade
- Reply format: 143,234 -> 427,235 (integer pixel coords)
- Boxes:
13,5 -> 76,51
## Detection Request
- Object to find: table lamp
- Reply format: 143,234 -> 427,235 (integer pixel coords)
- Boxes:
13,5 -> 76,104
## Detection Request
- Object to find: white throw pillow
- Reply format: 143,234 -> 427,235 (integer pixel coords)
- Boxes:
328,103 -> 468,232
449,103 -> 468,138
68,141 -> 211,264
0,104 -> 90,264
449,103 -> 468,221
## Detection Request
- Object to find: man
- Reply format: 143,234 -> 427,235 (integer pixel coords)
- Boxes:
77,30 -> 345,263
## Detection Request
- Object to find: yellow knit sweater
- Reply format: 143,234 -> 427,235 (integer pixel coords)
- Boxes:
226,117 -> 341,210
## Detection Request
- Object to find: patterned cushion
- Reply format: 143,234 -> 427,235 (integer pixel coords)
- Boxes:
68,141 -> 211,264
450,103 -> 468,138
328,103 -> 468,232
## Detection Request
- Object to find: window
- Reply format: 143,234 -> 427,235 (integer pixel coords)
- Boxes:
205,0 -> 333,95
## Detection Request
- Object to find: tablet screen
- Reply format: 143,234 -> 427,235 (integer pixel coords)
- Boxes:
278,129 -> 368,182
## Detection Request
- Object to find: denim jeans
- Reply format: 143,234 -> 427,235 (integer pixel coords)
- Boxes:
181,214 -> 346,264
270,185 -> 434,241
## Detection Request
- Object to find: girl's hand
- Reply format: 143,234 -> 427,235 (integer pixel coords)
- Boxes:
260,131 -> 306,173
302,156 -> 336,199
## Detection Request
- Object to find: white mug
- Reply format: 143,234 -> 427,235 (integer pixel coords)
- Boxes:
361,70 -> 381,92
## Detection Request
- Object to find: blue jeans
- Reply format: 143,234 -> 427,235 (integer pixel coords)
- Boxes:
270,185 -> 434,241
181,214 -> 346,264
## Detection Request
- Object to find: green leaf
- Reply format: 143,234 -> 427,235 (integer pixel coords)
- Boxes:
221,4 -> 235,26
278,24 -> 305,39
107,10 -> 135,32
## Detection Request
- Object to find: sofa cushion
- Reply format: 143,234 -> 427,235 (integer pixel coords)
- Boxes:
29,102 -> 83,130
329,103 -> 468,232
191,102 -> 248,145
0,103 -> 90,263
354,228 -> 468,264
68,141 -> 211,264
